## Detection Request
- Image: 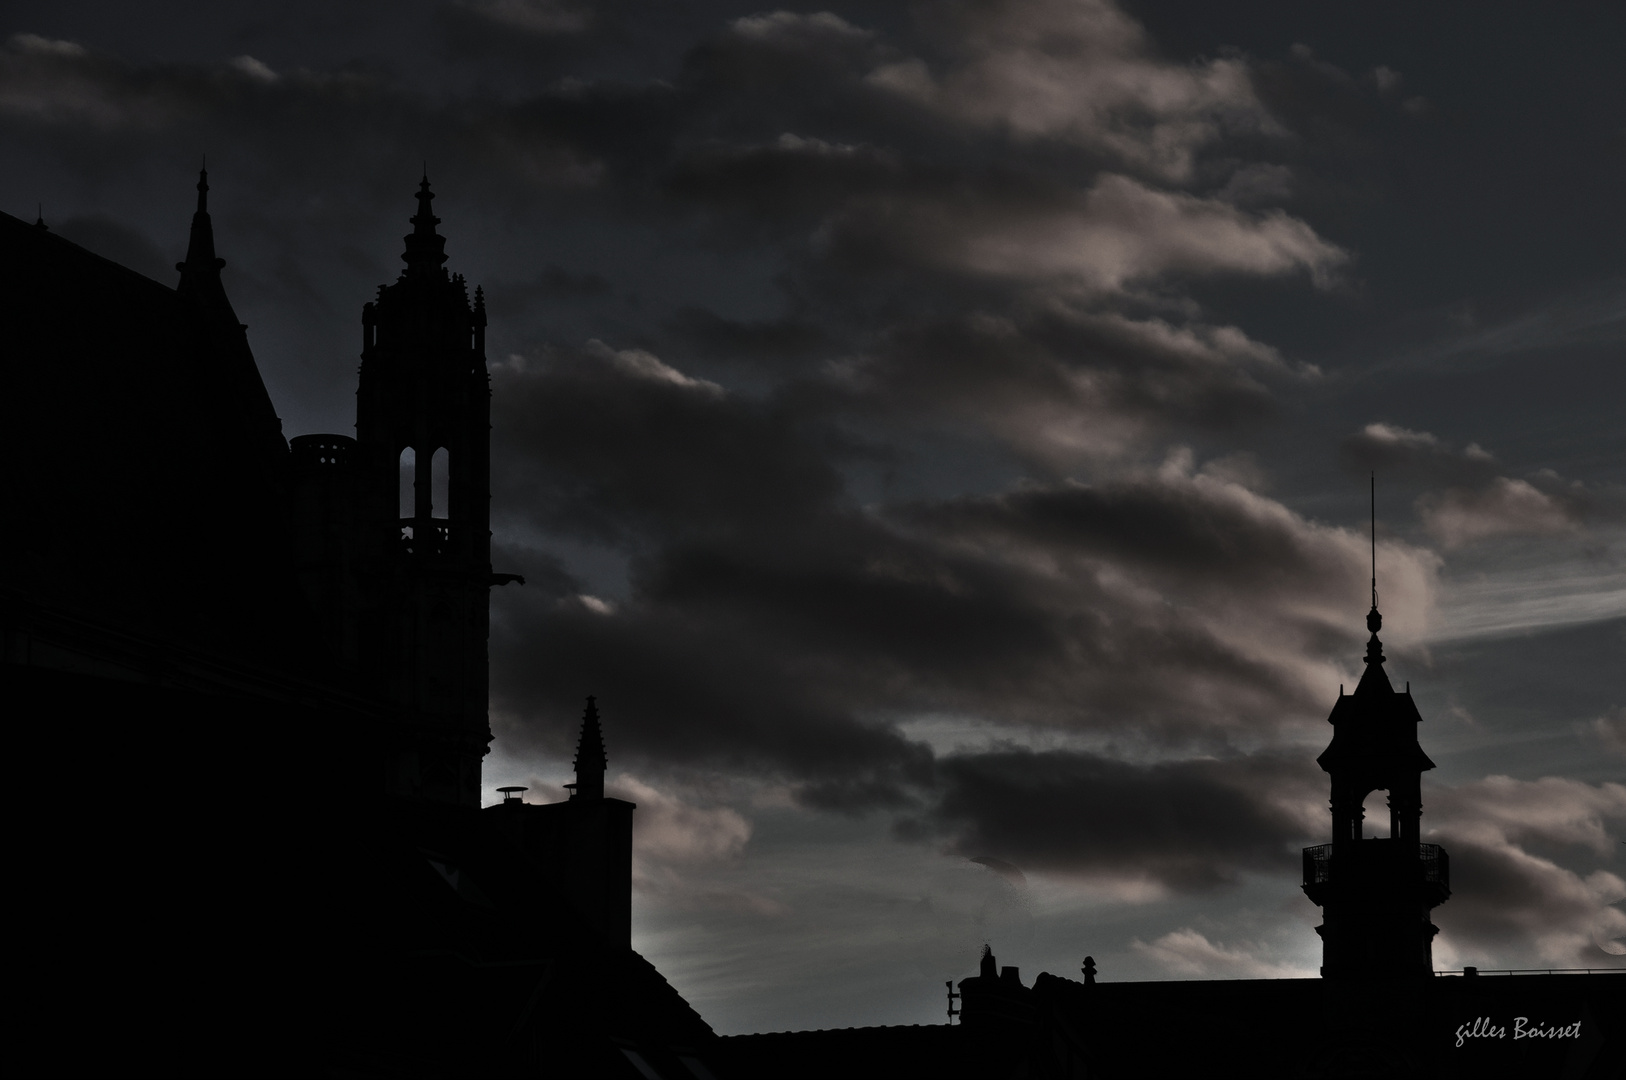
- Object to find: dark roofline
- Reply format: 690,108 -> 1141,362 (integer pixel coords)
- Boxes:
1,209 -> 179,300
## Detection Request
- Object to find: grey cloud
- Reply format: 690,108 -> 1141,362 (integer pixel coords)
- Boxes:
1340,422 -> 1499,487
834,306 -> 1305,468
1427,776 -> 1626,965
1418,477 -> 1586,550
663,306 -> 834,367
901,472 -> 1345,591
1341,423 -> 1592,549
812,172 -> 1346,296
893,0 -> 1274,181
916,748 -> 1322,891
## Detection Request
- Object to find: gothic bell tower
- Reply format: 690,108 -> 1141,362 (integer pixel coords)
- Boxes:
352,175 -> 494,807
1303,482 -> 1450,979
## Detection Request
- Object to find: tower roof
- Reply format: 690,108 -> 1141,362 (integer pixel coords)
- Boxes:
1316,489 -> 1434,777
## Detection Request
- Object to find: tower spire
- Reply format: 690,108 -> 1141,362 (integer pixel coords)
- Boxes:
572,696 -> 607,801
401,174 -> 448,277
1365,474 -> 1383,665
177,163 -> 225,285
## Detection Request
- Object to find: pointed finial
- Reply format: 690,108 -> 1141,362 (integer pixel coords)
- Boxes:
197,160 -> 209,213
571,696 -> 608,800
35,203 -> 46,230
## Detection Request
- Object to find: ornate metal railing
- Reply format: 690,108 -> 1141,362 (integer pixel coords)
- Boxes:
1304,843 -> 1333,886
1302,840 -> 1449,899
1418,842 -> 1448,889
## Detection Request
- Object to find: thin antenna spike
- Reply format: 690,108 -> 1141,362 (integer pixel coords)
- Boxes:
1370,472 -> 1377,610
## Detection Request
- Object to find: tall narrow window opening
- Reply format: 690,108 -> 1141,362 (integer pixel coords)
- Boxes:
399,447 -> 416,519
431,447 -> 449,519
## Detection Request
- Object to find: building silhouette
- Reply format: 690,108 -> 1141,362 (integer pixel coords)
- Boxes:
722,603 -> 1623,1079
2,176 -> 714,1077
291,173 -> 499,807
4,175 -> 1620,1079
1304,592 -> 1450,980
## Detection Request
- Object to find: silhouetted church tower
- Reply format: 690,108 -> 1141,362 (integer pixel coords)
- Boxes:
357,175 -> 493,806
1303,481 -> 1450,979
292,176 -> 499,807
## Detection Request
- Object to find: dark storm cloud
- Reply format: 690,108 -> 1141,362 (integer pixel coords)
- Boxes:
0,29 -> 646,212
486,337 -> 1428,769
8,0 -> 1623,1023
449,0 -> 593,37
490,567 -> 944,813
900,468 -> 1361,598
482,264 -> 613,318
663,306 -> 833,367
2,10 -> 1342,454
915,748 -> 1322,891
490,343 -> 846,544
664,133 -> 908,234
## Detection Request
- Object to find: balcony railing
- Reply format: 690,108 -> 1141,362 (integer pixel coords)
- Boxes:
1302,840 -> 1449,905
400,520 -> 453,558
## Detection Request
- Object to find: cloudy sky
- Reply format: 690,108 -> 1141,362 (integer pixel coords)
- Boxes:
5,0 -> 1623,1033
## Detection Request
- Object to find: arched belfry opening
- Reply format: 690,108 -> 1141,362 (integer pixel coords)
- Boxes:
430,447 -> 449,519
398,446 -> 415,522
1303,479 -> 1449,979
1358,789 -> 1392,839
